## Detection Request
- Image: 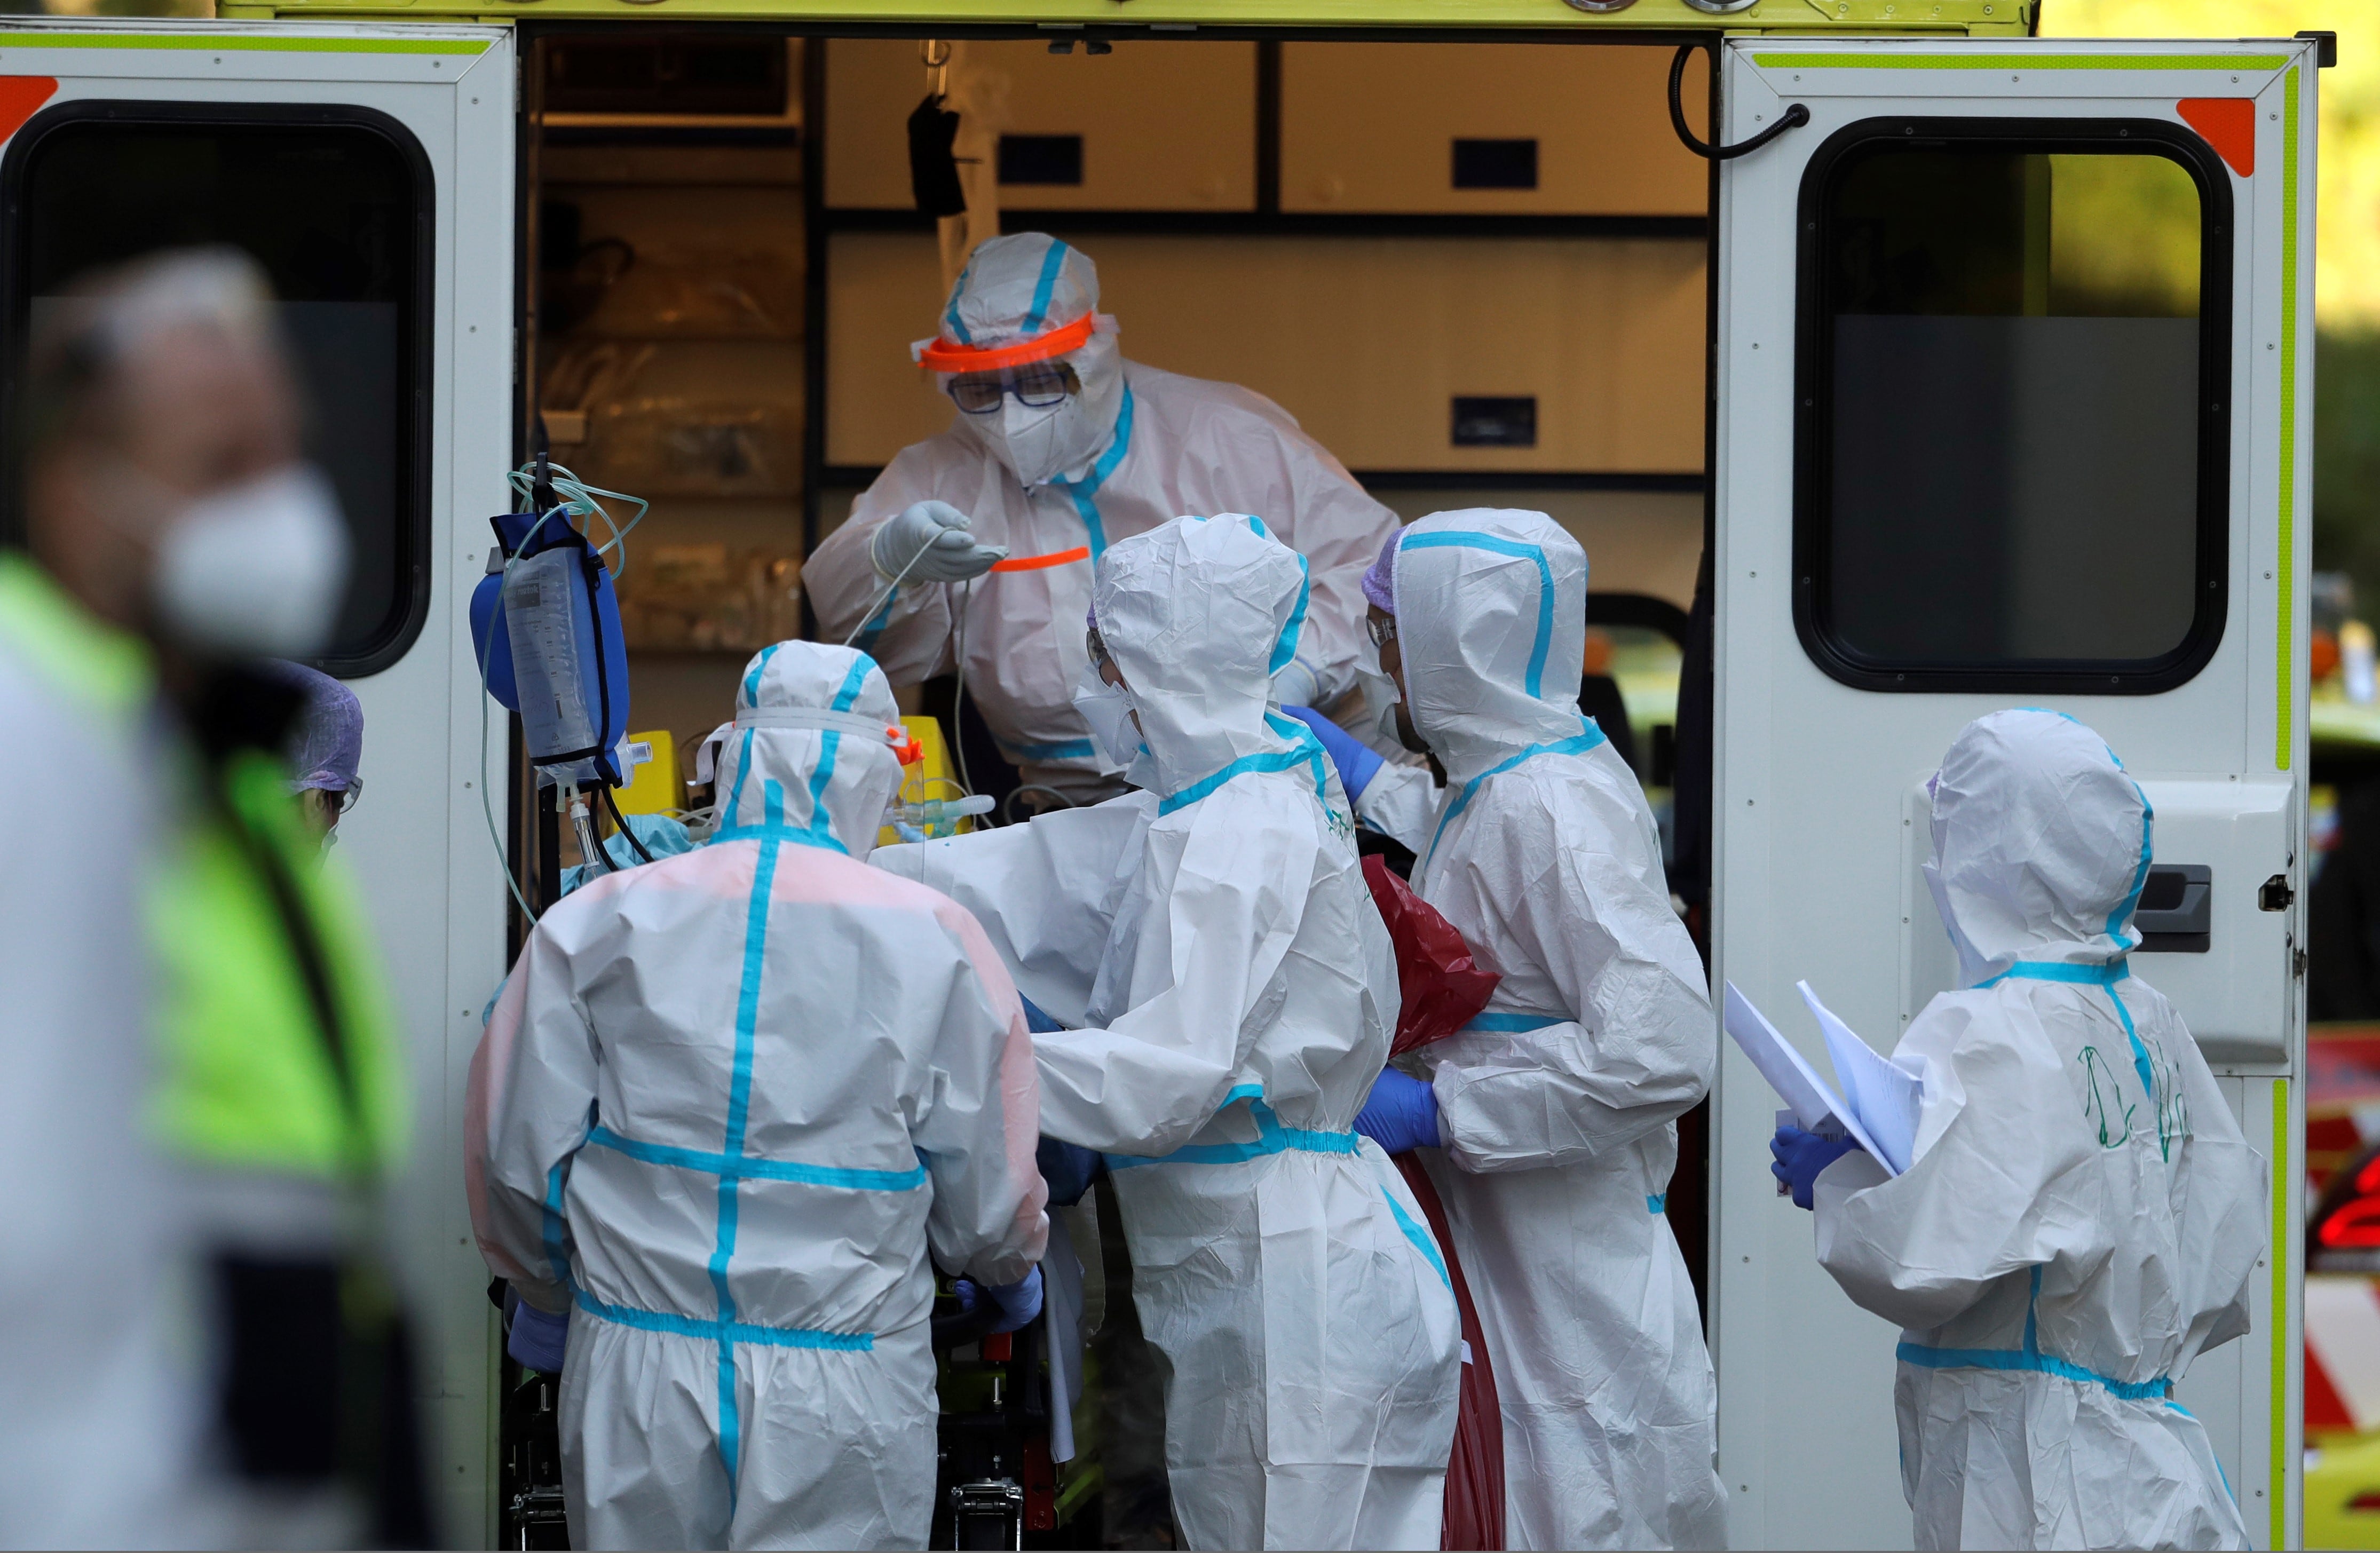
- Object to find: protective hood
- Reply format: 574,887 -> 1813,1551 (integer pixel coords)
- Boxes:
1090,513 -> 1333,808
1391,509 -> 1593,786
1925,708 -> 2153,978
710,640 -> 909,859
931,233 -> 1124,488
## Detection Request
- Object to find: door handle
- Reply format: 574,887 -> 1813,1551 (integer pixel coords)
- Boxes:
2134,863 -> 2211,953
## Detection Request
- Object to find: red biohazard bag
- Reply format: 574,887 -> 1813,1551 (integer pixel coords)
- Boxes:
1363,854 -> 1500,1053
1360,854 -> 1505,1550
1397,1156 -> 1505,1552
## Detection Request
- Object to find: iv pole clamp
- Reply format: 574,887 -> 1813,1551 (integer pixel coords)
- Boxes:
1667,44 -> 1808,161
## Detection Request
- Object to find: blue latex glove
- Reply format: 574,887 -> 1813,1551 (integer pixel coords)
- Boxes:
1037,1135 -> 1106,1207
508,1300 -> 569,1374
1280,705 -> 1384,802
1354,1067 -> 1441,1155
1019,995 -> 1064,1035
954,1266 -> 1044,1334
1770,1126 -> 1862,1210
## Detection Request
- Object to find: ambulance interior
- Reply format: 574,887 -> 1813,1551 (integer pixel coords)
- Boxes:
527,28 -> 1710,850
517,27 -> 1705,1373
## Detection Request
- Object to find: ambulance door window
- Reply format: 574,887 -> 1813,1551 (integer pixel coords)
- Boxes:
1794,121 -> 2229,693
7,105 -> 432,674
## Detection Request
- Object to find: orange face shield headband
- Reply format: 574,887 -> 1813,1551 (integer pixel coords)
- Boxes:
913,312 -> 1096,375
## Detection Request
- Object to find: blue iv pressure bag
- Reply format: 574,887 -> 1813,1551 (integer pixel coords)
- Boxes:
470,508 -> 631,788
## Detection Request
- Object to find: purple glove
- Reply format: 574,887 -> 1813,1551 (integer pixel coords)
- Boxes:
1355,1067 -> 1441,1154
508,1300 -> 569,1374
1280,705 -> 1384,802
1770,1126 -> 1861,1210
954,1266 -> 1043,1334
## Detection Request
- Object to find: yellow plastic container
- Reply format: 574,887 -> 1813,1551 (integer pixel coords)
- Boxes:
612,729 -> 680,817
879,715 -> 975,847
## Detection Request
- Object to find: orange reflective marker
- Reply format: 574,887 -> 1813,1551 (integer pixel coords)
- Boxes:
0,78 -> 56,146
2177,98 -> 2255,178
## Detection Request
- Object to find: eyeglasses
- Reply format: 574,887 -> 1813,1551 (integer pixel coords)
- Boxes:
947,361 -> 1079,415
305,780 -> 362,815
1366,614 -> 1398,649
1085,627 -> 1114,672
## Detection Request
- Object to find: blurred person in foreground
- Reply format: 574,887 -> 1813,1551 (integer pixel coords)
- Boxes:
5,247 -> 422,1546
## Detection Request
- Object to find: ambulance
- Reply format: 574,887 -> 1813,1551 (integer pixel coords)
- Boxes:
0,0 -> 2319,1543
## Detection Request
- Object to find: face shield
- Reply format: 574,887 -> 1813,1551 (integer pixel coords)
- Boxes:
915,312 -> 1116,487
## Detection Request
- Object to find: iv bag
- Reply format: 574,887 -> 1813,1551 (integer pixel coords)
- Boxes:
492,534 -> 630,788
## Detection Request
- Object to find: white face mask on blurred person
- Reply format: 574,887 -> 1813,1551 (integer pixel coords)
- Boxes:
151,464 -> 350,658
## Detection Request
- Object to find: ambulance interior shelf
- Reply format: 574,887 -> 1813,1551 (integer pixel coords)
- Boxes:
534,139 -> 805,674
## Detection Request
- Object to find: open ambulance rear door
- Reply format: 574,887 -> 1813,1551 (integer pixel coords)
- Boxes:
1712,35 -> 2318,1550
0,18 -> 515,1540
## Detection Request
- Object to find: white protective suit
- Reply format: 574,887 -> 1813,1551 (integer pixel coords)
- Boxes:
1350,510 -> 1728,1550
875,514 -> 1460,1550
469,641 -> 1048,1551
1811,709 -> 2264,1551
809,233 -> 1398,800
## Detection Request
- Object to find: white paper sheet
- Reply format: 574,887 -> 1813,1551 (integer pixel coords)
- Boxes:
1722,981 -> 1899,1174
1796,982 -> 1923,1176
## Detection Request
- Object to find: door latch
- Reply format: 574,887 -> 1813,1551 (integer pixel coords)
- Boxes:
2259,874 -> 2296,913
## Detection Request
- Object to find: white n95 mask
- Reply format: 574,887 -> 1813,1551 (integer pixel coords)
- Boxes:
970,393 -> 1104,489
1070,665 -> 1143,770
153,464 -> 351,658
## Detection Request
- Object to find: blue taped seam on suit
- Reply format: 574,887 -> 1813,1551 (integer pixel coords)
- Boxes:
742,642 -> 783,704
1898,1266 -> 2171,1403
943,260 -> 975,345
1048,385 -> 1134,558
542,1162 -> 573,1291
1397,530 -> 1555,698
999,737 -> 1098,762
1021,240 -> 1069,335
709,822 -> 849,855
1979,959 -> 2157,1123
2110,790 -> 2154,949
852,586 -> 898,659
1160,738 -> 1334,818
1104,1095 -> 1359,1170
573,1289 -> 875,1352
802,740 -> 843,850
828,655 -> 872,712
542,1167 -> 879,1352
1460,1011 -> 1568,1034
708,812 -> 785,1496
1424,725 -> 1607,867
1381,1186 -> 1451,1288
1647,1193 -> 1667,1215
723,727 -> 758,826
587,1127 -> 928,1191
1269,551 -> 1312,678
1895,1341 -> 2171,1401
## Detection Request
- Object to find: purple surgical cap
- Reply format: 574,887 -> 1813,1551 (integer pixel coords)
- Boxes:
1360,527 -> 1401,615
267,659 -> 363,794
